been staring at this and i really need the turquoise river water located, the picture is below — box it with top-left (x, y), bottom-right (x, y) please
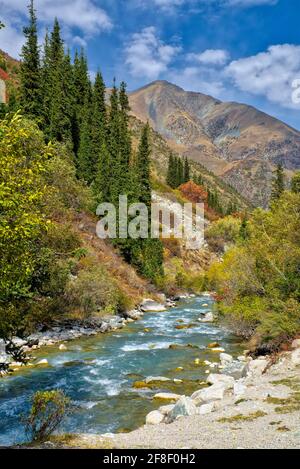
top-left (0, 296), bottom-right (242, 446)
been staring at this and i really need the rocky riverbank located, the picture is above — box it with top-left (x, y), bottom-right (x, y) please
top-left (0, 296), bottom-right (183, 377)
top-left (106, 340), bottom-right (300, 449)
top-left (55, 339), bottom-right (300, 450)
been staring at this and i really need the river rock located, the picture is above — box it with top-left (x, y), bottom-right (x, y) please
top-left (291, 348), bottom-right (300, 366)
top-left (36, 359), bottom-right (49, 366)
top-left (206, 373), bottom-right (234, 388)
top-left (125, 310), bottom-right (143, 320)
top-left (145, 410), bottom-right (164, 425)
top-left (166, 396), bottom-right (197, 423)
top-left (220, 353), bottom-right (233, 366)
top-left (153, 392), bottom-right (181, 402)
top-left (159, 404), bottom-right (175, 415)
top-left (197, 402), bottom-right (215, 415)
top-left (11, 337), bottom-right (27, 348)
top-left (291, 339), bottom-right (300, 349)
top-left (234, 382), bottom-right (247, 396)
top-left (145, 376), bottom-right (171, 384)
top-left (191, 382), bottom-right (228, 405)
top-left (242, 358), bottom-right (268, 377)
top-left (140, 300), bottom-right (167, 312)
top-left (222, 360), bottom-right (246, 379)
top-left (198, 312), bottom-right (214, 323)
top-left (59, 344), bottom-right (67, 351)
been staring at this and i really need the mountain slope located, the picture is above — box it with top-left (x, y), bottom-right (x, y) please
top-left (129, 80), bottom-right (300, 207)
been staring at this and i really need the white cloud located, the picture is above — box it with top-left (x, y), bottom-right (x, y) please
top-left (172, 65), bottom-right (225, 96)
top-left (0, 18), bottom-right (24, 58)
top-left (125, 27), bottom-right (181, 79)
top-left (0, 0), bottom-right (112, 44)
top-left (0, 0), bottom-right (112, 57)
top-left (188, 49), bottom-right (230, 66)
top-left (226, 44), bottom-right (300, 109)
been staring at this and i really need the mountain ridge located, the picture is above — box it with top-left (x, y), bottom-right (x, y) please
top-left (129, 80), bottom-right (300, 207)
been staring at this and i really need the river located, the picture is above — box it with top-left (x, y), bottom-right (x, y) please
top-left (0, 295), bottom-right (243, 446)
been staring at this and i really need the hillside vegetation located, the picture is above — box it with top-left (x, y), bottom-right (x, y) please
top-left (206, 174), bottom-right (300, 351)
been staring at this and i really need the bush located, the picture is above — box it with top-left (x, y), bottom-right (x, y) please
top-left (206, 215), bottom-right (241, 253)
top-left (64, 263), bottom-right (128, 317)
top-left (24, 390), bottom-right (70, 442)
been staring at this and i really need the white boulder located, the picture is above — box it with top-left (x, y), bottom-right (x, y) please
top-left (153, 392), bottom-right (181, 402)
top-left (242, 358), bottom-right (268, 377)
top-left (220, 353), bottom-right (233, 366)
top-left (140, 300), bottom-right (167, 312)
top-left (191, 382), bottom-right (228, 405)
top-left (197, 402), bottom-right (215, 415)
top-left (198, 312), bottom-right (214, 323)
top-left (59, 344), bottom-right (67, 351)
top-left (158, 404), bottom-right (175, 415)
top-left (233, 382), bottom-right (247, 396)
top-left (166, 396), bottom-right (197, 423)
top-left (206, 373), bottom-right (234, 389)
top-left (145, 410), bottom-right (164, 425)
top-left (291, 339), bottom-right (300, 349)
top-left (291, 348), bottom-right (300, 366)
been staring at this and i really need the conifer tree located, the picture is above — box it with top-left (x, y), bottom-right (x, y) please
top-left (47, 19), bottom-right (72, 142)
top-left (183, 156), bottom-right (190, 183)
top-left (176, 157), bottom-right (184, 187)
top-left (77, 89), bottom-right (93, 182)
top-left (20, 0), bottom-right (41, 118)
top-left (93, 143), bottom-right (111, 203)
top-left (136, 123), bottom-right (151, 207)
top-left (108, 81), bottom-right (121, 204)
top-left (271, 163), bottom-right (285, 202)
top-left (72, 50), bottom-right (90, 154)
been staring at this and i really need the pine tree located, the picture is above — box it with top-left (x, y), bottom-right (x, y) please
top-left (47, 19), bottom-right (73, 142)
top-left (136, 123), bottom-right (151, 207)
top-left (183, 156), bottom-right (190, 183)
top-left (72, 49), bottom-right (90, 154)
top-left (271, 163), bottom-right (285, 202)
top-left (93, 143), bottom-right (111, 203)
top-left (118, 82), bottom-right (131, 193)
top-left (176, 157), bottom-right (184, 187)
top-left (20, 0), bottom-right (41, 118)
top-left (77, 89), bottom-right (93, 182)
top-left (108, 81), bottom-right (121, 204)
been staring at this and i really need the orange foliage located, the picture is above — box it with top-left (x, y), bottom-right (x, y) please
top-left (179, 180), bottom-right (208, 203)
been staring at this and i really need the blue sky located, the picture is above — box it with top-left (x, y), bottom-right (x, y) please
top-left (1, 0), bottom-right (300, 128)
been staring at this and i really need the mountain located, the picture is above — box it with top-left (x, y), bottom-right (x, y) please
top-left (129, 80), bottom-right (300, 207)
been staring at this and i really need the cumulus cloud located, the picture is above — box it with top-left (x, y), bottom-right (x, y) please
top-left (188, 49), bottom-right (230, 66)
top-left (0, 0), bottom-right (112, 55)
top-left (0, 0), bottom-right (112, 34)
top-left (125, 27), bottom-right (181, 79)
top-left (226, 44), bottom-right (300, 109)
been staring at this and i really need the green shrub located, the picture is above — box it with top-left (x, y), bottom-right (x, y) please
top-left (24, 390), bottom-right (70, 442)
top-left (64, 264), bottom-right (128, 317)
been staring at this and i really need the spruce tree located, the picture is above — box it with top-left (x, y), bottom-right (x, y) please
top-left (108, 81), bottom-right (121, 204)
top-left (184, 156), bottom-right (190, 183)
top-left (271, 163), bottom-right (285, 202)
top-left (73, 50), bottom-right (90, 154)
top-left (176, 157), bottom-right (184, 187)
top-left (20, 0), bottom-right (41, 118)
top-left (136, 123), bottom-right (151, 207)
top-left (47, 19), bottom-right (72, 142)
top-left (93, 143), bottom-right (111, 203)
top-left (77, 89), bottom-right (93, 182)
